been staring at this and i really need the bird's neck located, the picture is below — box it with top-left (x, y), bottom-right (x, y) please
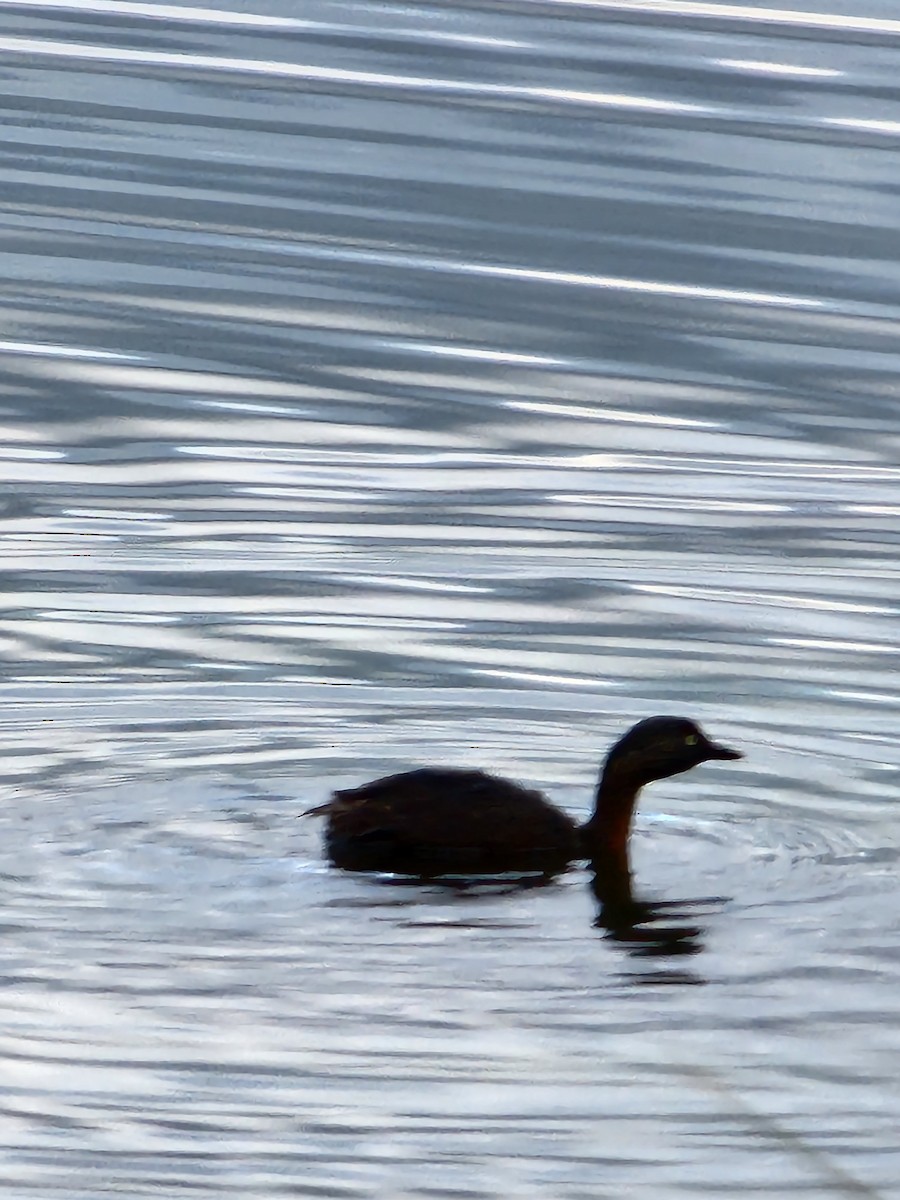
top-left (580, 768), bottom-right (642, 867)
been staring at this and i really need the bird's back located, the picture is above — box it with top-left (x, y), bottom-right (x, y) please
top-left (310, 766), bottom-right (580, 876)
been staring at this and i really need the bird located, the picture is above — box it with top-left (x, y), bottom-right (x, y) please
top-left (304, 716), bottom-right (742, 879)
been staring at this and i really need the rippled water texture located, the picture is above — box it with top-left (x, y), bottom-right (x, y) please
top-left (0, 1), bottom-right (899, 1196)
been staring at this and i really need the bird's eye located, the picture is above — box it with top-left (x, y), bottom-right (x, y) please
top-left (685, 734), bottom-right (699, 746)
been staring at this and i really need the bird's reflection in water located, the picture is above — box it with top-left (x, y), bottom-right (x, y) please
top-left (357, 861), bottom-right (720, 963)
top-left (588, 853), bottom-right (721, 959)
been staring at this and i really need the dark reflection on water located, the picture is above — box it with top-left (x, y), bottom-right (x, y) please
top-left (1, 0), bottom-right (900, 1196)
top-left (588, 857), bottom-right (711, 959)
top-left (354, 856), bottom-right (720, 961)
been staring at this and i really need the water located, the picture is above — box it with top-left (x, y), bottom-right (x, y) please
top-left (0, 1), bottom-right (898, 1195)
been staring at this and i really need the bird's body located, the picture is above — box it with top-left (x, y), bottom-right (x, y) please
top-left (305, 716), bottom-right (741, 879)
top-left (315, 766), bottom-right (580, 876)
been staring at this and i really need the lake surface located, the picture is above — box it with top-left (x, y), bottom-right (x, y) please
top-left (0, 1), bottom-right (898, 1196)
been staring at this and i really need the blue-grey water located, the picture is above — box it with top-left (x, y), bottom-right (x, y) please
top-left (0, 1), bottom-right (898, 1196)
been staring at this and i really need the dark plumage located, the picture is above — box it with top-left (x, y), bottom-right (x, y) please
top-left (305, 716), bottom-right (742, 878)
